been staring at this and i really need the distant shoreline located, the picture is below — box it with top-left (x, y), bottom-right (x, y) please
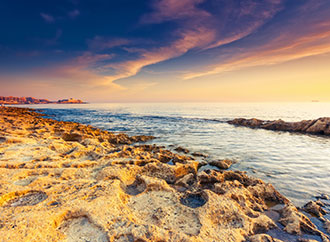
top-left (0, 96), bottom-right (86, 105)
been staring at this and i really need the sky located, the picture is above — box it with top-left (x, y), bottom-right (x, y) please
top-left (0, 0), bottom-right (330, 102)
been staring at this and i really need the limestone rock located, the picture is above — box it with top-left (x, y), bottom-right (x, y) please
top-left (248, 234), bottom-right (284, 242)
top-left (174, 146), bottom-right (190, 154)
top-left (302, 201), bottom-right (327, 217)
top-left (228, 117), bottom-right (330, 136)
top-left (0, 107), bottom-right (329, 242)
top-left (62, 132), bottom-right (83, 142)
top-left (209, 159), bottom-right (233, 169)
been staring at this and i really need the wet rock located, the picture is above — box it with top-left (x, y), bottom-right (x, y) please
top-left (131, 135), bottom-right (155, 143)
top-left (191, 152), bottom-right (208, 158)
top-left (297, 239), bottom-right (319, 242)
top-left (302, 201), bottom-right (327, 217)
top-left (228, 118), bottom-right (264, 128)
top-left (248, 234), bottom-right (284, 242)
top-left (316, 194), bottom-right (330, 200)
top-left (324, 219), bottom-right (330, 234)
top-left (228, 117), bottom-right (330, 136)
top-left (209, 159), bottom-right (233, 169)
top-left (174, 146), bottom-right (190, 154)
top-left (180, 192), bottom-right (207, 208)
top-left (278, 204), bottom-right (322, 235)
top-left (305, 118), bottom-right (330, 135)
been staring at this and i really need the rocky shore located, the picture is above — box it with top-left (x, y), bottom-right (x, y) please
top-left (0, 107), bottom-right (329, 242)
top-left (228, 118), bottom-right (330, 136)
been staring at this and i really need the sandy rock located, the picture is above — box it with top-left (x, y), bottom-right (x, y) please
top-left (0, 107), bottom-right (329, 242)
top-left (62, 132), bottom-right (83, 142)
top-left (175, 173), bottom-right (195, 188)
top-left (209, 159), bottom-right (233, 169)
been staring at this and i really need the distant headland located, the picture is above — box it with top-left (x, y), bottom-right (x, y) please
top-left (0, 96), bottom-right (86, 105)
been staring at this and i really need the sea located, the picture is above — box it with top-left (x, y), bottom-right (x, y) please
top-left (19, 102), bottom-right (330, 207)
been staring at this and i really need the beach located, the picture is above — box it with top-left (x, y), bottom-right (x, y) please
top-left (0, 107), bottom-right (329, 242)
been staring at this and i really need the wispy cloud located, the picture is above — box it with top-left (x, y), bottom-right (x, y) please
top-left (183, 23), bottom-right (330, 80)
top-left (141, 0), bottom-right (209, 24)
top-left (97, 0), bottom-right (284, 85)
top-left (40, 13), bottom-right (55, 23)
top-left (102, 27), bottom-right (215, 84)
top-left (21, 52), bottom-right (122, 91)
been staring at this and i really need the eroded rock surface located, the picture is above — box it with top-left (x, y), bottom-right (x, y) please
top-left (0, 107), bottom-right (329, 242)
top-left (228, 117), bottom-right (330, 136)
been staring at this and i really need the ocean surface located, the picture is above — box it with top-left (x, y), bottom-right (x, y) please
top-left (20, 102), bottom-right (330, 207)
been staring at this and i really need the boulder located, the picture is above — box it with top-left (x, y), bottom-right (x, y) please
top-left (209, 159), bottom-right (233, 169)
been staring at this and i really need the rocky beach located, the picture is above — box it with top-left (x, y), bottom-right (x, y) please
top-left (0, 107), bottom-right (329, 242)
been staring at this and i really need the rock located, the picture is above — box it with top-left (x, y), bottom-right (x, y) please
top-left (0, 136), bottom-right (6, 144)
top-left (191, 152), bottom-right (208, 158)
top-left (174, 146), bottom-right (190, 154)
top-left (302, 201), bottom-right (327, 217)
top-left (297, 239), bottom-right (319, 242)
top-left (131, 135), bottom-right (155, 143)
top-left (305, 118), bottom-right (330, 135)
top-left (175, 173), bottom-right (195, 188)
top-left (0, 107), bottom-right (329, 242)
top-left (228, 118), bottom-right (264, 128)
top-left (209, 159), bottom-right (233, 169)
top-left (278, 204), bottom-right (322, 235)
top-left (316, 194), bottom-right (330, 200)
top-left (324, 219), bottom-right (330, 234)
top-left (62, 132), bottom-right (83, 142)
top-left (249, 234), bottom-right (284, 242)
top-left (228, 117), bottom-right (330, 136)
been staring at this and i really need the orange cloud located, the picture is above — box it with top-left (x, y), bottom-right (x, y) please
top-left (183, 24), bottom-right (330, 80)
top-left (103, 27), bottom-right (216, 84)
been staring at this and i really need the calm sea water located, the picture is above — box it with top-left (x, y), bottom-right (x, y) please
top-left (19, 102), bottom-right (330, 206)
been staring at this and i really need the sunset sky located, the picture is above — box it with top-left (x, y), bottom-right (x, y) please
top-left (1, 0), bottom-right (330, 102)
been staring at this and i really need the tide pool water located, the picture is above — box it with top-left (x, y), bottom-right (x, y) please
top-left (20, 102), bottom-right (330, 206)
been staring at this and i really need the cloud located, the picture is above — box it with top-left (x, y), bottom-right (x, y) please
top-left (141, 0), bottom-right (209, 24)
top-left (40, 13), bottom-right (55, 23)
top-left (17, 52), bottom-right (123, 92)
top-left (183, 25), bottom-right (330, 80)
top-left (98, 0), bottom-right (284, 85)
top-left (68, 9), bottom-right (80, 18)
top-left (102, 26), bottom-right (215, 84)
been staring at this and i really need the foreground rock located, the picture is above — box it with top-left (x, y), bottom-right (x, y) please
top-left (209, 159), bottom-right (234, 169)
top-left (0, 107), bottom-right (329, 242)
top-left (228, 117), bottom-right (330, 136)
